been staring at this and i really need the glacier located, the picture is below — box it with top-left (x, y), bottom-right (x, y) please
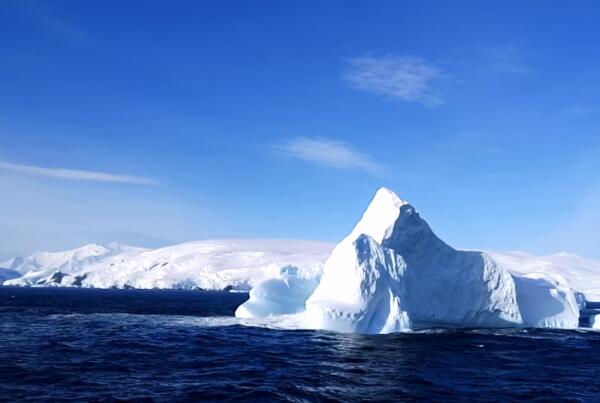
top-left (237, 187), bottom-right (588, 333)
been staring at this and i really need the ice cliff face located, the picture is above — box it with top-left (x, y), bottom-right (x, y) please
top-left (237, 187), bottom-right (582, 333)
top-left (305, 234), bottom-right (411, 333)
top-left (512, 276), bottom-right (580, 328)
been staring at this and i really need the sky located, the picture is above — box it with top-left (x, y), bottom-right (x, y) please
top-left (1, 0), bottom-right (600, 260)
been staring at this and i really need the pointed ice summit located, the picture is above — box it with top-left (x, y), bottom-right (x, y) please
top-left (236, 187), bottom-right (581, 333)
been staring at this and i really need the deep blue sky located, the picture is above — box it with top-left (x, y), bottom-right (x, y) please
top-left (1, 0), bottom-right (600, 259)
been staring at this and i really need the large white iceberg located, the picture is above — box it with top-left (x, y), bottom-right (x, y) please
top-left (236, 187), bottom-right (582, 333)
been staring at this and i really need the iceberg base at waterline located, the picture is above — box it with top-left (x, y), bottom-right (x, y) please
top-left (235, 265), bottom-right (320, 318)
top-left (304, 234), bottom-right (412, 334)
top-left (235, 187), bottom-right (584, 334)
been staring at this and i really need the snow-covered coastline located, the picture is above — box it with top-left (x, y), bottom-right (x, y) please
top-left (3, 188), bottom-right (600, 334)
top-left (1, 240), bottom-right (332, 291)
top-left (4, 240), bottom-right (598, 302)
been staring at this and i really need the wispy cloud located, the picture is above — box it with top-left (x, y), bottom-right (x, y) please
top-left (487, 47), bottom-right (530, 74)
top-left (0, 161), bottom-right (157, 186)
top-left (275, 137), bottom-right (385, 176)
top-left (344, 56), bottom-right (443, 106)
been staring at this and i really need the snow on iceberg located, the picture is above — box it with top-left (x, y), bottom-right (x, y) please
top-left (236, 187), bottom-right (582, 333)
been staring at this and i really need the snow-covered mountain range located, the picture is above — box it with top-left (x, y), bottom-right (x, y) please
top-left (1, 240), bottom-right (332, 290)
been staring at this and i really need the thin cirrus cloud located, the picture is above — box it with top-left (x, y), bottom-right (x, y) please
top-left (344, 55), bottom-right (443, 106)
top-left (0, 160), bottom-right (158, 186)
top-left (276, 137), bottom-right (385, 176)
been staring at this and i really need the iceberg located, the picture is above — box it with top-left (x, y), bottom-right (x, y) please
top-left (236, 187), bottom-right (583, 333)
top-left (305, 187), bottom-right (523, 331)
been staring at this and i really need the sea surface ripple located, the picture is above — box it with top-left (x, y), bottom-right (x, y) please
top-left (1, 287), bottom-right (600, 402)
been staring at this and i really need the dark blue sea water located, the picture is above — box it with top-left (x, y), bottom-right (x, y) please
top-left (1, 287), bottom-right (600, 402)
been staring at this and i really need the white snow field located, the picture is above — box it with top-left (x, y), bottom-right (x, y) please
top-left (2, 240), bottom-right (331, 290)
top-left (236, 188), bottom-right (598, 333)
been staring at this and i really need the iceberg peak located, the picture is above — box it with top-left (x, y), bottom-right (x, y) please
top-left (347, 187), bottom-right (409, 244)
top-left (347, 188), bottom-right (449, 262)
top-left (373, 186), bottom-right (408, 207)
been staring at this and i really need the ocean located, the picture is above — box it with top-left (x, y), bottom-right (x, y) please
top-left (1, 286), bottom-right (599, 401)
